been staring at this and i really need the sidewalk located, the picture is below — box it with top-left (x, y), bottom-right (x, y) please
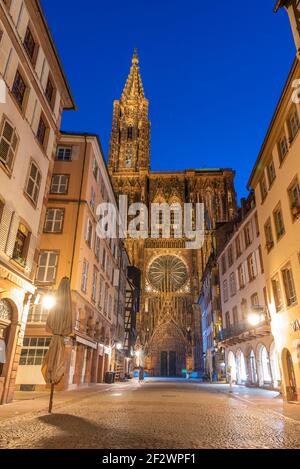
top-left (0, 382), bottom-right (132, 421)
top-left (198, 382), bottom-right (300, 423)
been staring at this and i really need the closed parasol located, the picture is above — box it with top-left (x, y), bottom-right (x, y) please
top-left (42, 277), bottom-right (74, 413)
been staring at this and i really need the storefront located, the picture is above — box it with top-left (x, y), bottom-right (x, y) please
top-left (0, 263), bottom-right (34, 404)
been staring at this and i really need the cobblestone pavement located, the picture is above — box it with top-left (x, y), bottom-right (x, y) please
top-left (0, 381), bottom-right (300, 449)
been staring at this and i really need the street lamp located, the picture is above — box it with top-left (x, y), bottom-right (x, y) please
top-left (248, 307), bottom-right (265, 327)
top-left (116, 342), bottom-right (122, 351)
top-left (42, 294), bottom-right (56, 310)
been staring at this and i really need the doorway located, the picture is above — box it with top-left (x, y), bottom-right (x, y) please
top-left (160, 351), bottom-right (167, 376)
top-left (160, 351), bottom-right (176, 376)
top-left (169, 351), bottom-right (176, 376)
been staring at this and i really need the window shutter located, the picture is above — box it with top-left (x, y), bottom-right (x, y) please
top-left (243, 260), bottom-right (249, 283)
top-left (113, 268), bottom-right (120, 287)
top-left (5, 211), bottom-right (20, 257)
top-left (25, 233), bottom-right (36, 277)
top-left (0, 203), bottom-right (13, 252)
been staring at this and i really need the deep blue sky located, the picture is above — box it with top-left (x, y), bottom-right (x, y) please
top-left (42, 0), bottom-right (295, 200)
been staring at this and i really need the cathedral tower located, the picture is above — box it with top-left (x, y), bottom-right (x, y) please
top-left (108, 49), bottom-right (150, 174)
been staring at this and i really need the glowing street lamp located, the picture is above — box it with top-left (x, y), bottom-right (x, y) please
top-left (116, 342), bottom-right (122, 351)
top-left (42, 294), bottom-right (56, 310)
top-left (248, 312), bottom-right (264, 326)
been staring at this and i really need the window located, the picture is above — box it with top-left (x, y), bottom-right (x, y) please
top-left (232, 306), bottom-right (238, 325)
top-left (36, 251), bottom-right (59, 283)
top-left (13, 223), bottom-right (29, 265)
top-left (223, 280), bottom-right (228, 302)
top-left (229, 272), bottom-right (236, 297)
top-left (108, 295), bottom-right (112, 319)
top-left (0, 200), bottom-right (4, 223)
top-left (288, 178), bottom-right (300, 220)
top-left (272, 275), bottom-right (283, 312)
top-left (244, 222), bottom-right (252, 248)
top-left (56, 146), bottom-right (72, 161)
top-left (267, 159), bottom-right (276, 187)
top-left (258, 245), bottom-right (264, 273)
top-left (225, 311), bottom-right (230, 328)
top-left (241, 299), bottom-right (247, 320)
top-left (104, 284), bottom-right (108, 314)
top-left (36, 115), bottom-right (47, 147)
top-left (0, 118), bottom-right (19, 171)
top-left (101, 248), bottom-right (106, 271)
top-left (127, 127), bottom-right (133, 140)
top-left (27, 304), bottom-right (49, 323)
top-left (247, 253), bottom-right (257, 281)
top-left (237, 264), bottom-right (245, 289)
top-left (81, 259), bottom-right (89, 293)
top-left (12, 70), bottom-right (27, 108)
top-left (90, 187), bottom-right (95, 211)
top-left (227, 245), bottom-right (233, 267)
top-left (259, 175), bottom-right (268, 202)
top-left (282, 265), bottom-right (297, 306)
top-left (264, 219), bottom-right (274, 252)
top-left (254, 212), bottom-right (260, 236)
top-left (92, 158), bottom-right (99, 181)
top-left (50, 174), bottom-right (69, 194)
top-left (92, 266), bottom-right (97, 302)
top-left (235, 236), bottom-right (242, 258)
top-left (85, 219), bottom-right (93, 247)
top-left (94, 235), bottom-right (100, 261)
top-left (98, 278), bottom-right (103, 309)
top-left (221, 254), bottom-right (226, 274)
top-left (45, 76), bottom-right (55, 108)
top-left (278, 134), bottom-right (288, 163)
top-left (25, 161), bottom-right (41, 205)
top-left (289, 109), bottom-right (299, 141)
top-left (23, 26), bottom-right (36, 62)
top-left (44, 208), bottom-right (64, 233)
top-left (273, 205), bottom-right (285, 239)
top-left (251, 292), bottom-right (259, 308)
top-left (19, 337), bottom-right (51, 365)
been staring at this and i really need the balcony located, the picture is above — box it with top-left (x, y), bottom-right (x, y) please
top-left (217, 318), bottom-right (271, 346)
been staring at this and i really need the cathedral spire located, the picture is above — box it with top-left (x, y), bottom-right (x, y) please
top-left (121, 48), bottom-right (145, 100)
top-left (108, 50), bottom-right (150, 174)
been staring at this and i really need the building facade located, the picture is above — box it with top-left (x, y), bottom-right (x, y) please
top-left (0, 0), bottom-right (74, 403)
top-left (217, 195), bottom-right (280, 389)
top-left (248, 55), bottom-right (300, 400)
top-left (16, 132), bottom-right (127, 390)
top-left (108, 50), bottom-right (237, 377)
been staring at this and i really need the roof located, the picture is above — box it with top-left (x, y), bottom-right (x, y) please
top-left (35, 1), bottom-right (76, 110)
top-left (273, 1), bottom-right (289, 12)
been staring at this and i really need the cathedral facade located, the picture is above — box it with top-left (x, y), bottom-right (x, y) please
top-left (108, 51), bottom-right (237, 377)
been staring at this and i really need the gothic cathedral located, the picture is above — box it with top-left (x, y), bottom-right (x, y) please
top-left (108, 50), bottom-right (237, 376)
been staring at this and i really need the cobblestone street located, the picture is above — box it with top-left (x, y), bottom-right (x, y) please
top-left (0, 380), bottom-right (300, 449)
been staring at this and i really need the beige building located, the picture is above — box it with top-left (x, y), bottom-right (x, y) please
top-left (247, 2), bottom-right (300, 401)
top-left (16, 132), bottom-right (128, 389)
top-left (0, 0), bottom-right (74, 403)
top-left (217, 195), bottom-right (280, 389)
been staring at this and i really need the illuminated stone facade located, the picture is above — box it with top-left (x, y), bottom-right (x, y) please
top-left (108, 51), bottom-right (237, 376)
